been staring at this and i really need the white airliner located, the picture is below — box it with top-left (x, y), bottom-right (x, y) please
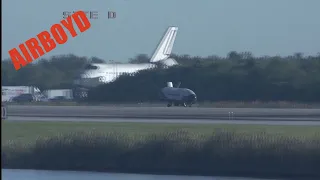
top-left (73, 26), bottom-right (179, 98)
top-left (74, 26), bottom-right (179, 88)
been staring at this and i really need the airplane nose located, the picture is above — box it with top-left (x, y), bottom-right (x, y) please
top-left (192, 94), bottom-right (197, 101)
top-left (186, 94), bottom-right (197, 102)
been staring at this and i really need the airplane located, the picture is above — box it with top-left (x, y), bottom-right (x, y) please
top-left (73, 26), bottom-right (179, 99)
top-left (160, 81), bottom-right (197, 107)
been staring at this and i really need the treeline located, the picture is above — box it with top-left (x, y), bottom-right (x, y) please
top-left (89, 52), bottom-right (320, 102)
top-left (2, 52), bottom-right (320, 102)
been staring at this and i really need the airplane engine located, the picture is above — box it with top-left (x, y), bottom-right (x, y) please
top-left (159, 58), bottom-right (178, 67)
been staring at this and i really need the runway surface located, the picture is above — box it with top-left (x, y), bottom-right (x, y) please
top-left (4, 105), bottom-right (320, 125)
top-left (6, 116), bottom-right (320, 126)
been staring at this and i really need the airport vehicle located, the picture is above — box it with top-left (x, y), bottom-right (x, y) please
top-left (73, 26), bottom-right (179, 99)
top-left (11, 93), bottom-right (38, 102)
top-left (43, 89), bottom-right (73, 100)
top-left (49, 96), bottom-right (72, 102)
top-left (2, 86), bottom-right (44, 102)
top-left (160, 82), bottom-right (197, 107)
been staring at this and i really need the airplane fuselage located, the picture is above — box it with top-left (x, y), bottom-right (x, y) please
top-left (74, 63), bottom-right (156, 88)
top-left (73, 26), bottom-right (179, 99)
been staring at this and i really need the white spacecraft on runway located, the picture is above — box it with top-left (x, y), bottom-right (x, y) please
top-left (160, 82), bottom-right (197, 107)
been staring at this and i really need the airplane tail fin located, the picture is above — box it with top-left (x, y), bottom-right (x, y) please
top-left (166, 82), bottom-right (180, 88)
top-left (175, 82), bottom-right (181, 88)
top-left (150, 26), bottom-right (178, 63)
top-left (167, 82), bottom-right (173, 88)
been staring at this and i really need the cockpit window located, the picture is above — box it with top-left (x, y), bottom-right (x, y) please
top-left (84, 64), bottom-right (98, 70)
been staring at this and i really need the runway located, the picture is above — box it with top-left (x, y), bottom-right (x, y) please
top-left (6, 116), bottom-right (320, 126)
top-left (5, 105), bottom-right (320, 125)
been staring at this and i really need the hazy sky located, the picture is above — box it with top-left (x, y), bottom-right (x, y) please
top-left (2, 0), bottom-right (320, 62)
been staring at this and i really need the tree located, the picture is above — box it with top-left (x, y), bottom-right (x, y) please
top-left (129, 54), bottom-right (150, 64)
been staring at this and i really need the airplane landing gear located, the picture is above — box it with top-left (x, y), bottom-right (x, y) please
top-left (166, 102), bottom-right (192, 107)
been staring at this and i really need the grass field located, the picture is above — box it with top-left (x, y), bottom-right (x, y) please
top-left (2, 121), bottom-right (320, 179)
top-left (2, 121), bottom-right (320, 143)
